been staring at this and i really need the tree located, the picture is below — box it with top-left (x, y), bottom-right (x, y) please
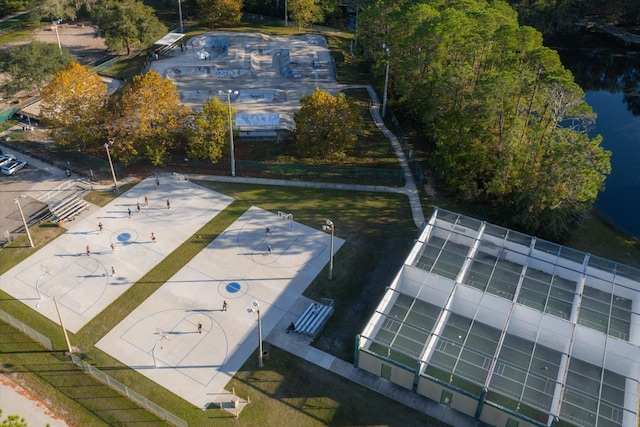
top-left (29, 0), bottom-right (76, 23)
top-left (105, 71), bottom-right (191, 165)
top-left (0, 0), bottom-right (29, 16)
top-left (40, 62), bottom-right (108, 150)
top-left (293, 88), bottom-right (359, 159)
top-left (195, 0), bottom-right (243, 27)
top-left (288, 0), bottom-right (324, 28)
top-left (91, 0), bottom-right (167, 55)
top-left (187, 97), bottom-right (233, 164)
top-left (0, 41), bottom-right (75, 94)
top-left (0, 410), bottom-right (26, 427)
top-left (358, 0), bottom-right (611, 240)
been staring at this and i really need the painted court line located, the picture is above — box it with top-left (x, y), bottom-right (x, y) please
top-left (0, 176), bottom-right (234, 333)
top-left (97, 206), bottom-right (344, 408)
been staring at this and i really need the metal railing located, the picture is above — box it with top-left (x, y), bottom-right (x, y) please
top-left (69, 354), bottom-right (188, 427)
top-left (0, 309), bottom-right (53, 350)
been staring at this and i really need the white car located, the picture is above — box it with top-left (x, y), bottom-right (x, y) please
top-left (1, 159), bottom-right (27, 175)
top-left (0, 154), bottom-right (16, 167)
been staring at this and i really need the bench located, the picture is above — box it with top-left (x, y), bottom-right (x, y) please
top-left (293, 301), bottom-right (333, 338)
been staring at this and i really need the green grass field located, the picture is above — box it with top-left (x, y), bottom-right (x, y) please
top-left (2, 13), bottom-right (640, 427)
top-left (0, 183), bottom-right (444, 426)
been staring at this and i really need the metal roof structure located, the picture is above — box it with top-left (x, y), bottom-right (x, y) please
top-left (358, 208), bottom-right (639, 426)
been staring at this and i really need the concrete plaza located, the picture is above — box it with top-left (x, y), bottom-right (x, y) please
top-left (0, 175), bottom-right (344, 410)
top-left (0, 176), bottom-right (234, 333)
top-left (96, 206), bottom-right (344, 408)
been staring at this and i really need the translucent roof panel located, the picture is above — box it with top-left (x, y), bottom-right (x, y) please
top-left (361, 208), bottom-right (640, 427)
top-left (414, 233), bottom-right (469, 280)
top-left (489, 334), bottom-right (562, 413)
top-left (517, 269), bottom-right (576, 320)
top-left (578, 285), bottom-right (631, 341)
top-left (368, 293), bottom-right (441, 366)
top-left (562, 357), bottom-right (627, 427)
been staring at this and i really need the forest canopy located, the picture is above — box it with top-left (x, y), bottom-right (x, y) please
top-left (358, 0), bottom-right (611, 241)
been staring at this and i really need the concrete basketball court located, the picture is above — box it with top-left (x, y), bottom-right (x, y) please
top-left (96, 206), bottom-right (344, 408)
top-left (150, 31), bottom-right (340, 129)
top-left (0, 175), bottom-right (233, 333)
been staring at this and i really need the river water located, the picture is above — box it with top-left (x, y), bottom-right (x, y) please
top-left (550, 31), bottom-right (640, 237)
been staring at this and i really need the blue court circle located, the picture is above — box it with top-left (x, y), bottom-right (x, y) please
top-left (117, 232), bottom-right (132, 242)
top-left (226, 282), bottom-right (241, 293)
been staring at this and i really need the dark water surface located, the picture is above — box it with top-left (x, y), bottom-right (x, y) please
top-left (550, 31), bottom-right (640, 237)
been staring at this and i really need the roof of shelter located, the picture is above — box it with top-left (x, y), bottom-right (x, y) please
top-left (154, 32), bottom-right (185, 46)
top-left (360, 208), bottom-right (640, 427)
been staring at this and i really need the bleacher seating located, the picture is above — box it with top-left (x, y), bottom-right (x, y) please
top-left (293, 301), bottom-right (333, 338)
top-left (49, 189), bottom-right (89, 223)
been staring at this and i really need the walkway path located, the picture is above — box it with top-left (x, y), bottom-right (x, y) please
top-left (2, 87), bottom-right (441, 425)
top-left (194, 84), bottom-right (427, 230)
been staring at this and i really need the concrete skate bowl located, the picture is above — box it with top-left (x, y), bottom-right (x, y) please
top-left (189, 35), bottom-right (229, 58)
top-left (165, 66), bottom-right (249, 80)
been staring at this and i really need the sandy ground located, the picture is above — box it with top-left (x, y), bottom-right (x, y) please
top-left (0, 374), bottom-right (70, 426)
top-left (31, 20), bottom-right (109, 63)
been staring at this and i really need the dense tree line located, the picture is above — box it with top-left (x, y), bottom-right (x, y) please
top-left (508, 0), bottom-right (640, 33)
top-left (39, 65), bottom-right (234, 166)
top-left (358, 0), bottom-right (611, 241)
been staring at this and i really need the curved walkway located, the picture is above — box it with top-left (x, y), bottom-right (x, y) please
top-left (193, 84), bottom-right (426, 230)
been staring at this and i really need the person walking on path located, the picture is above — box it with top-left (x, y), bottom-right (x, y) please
top-left (137, 202), bottom-right (141, 213)
top-left (144, 196), bottom-right (148, 206)
top-left (111, 266), bottom-right (116, 276)
top-left (223, 301), bottom-right (228, 311)
top-left (266, 227), bottom-right (270, 236)
top-left (128, 208), bottom-right (132, 218)
top-left (98, 222), bottom-right (103, 234)
top-left (86, 245), bottom-right (91, 256)
top-left (156, 177), bottom-right (160, 188)
top-left (197, 322), bottom-right (202, 334)
top-left (151, 232), bottom-right (156, 243)
top-left (111, 243), bottom-right (116, 253)
top-left (267, 245), bottom-right (272, 255)
top-left (166, 199), bottom-right (170, 209)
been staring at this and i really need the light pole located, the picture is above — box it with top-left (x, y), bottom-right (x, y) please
top-left (321, 220), bottom-right (334, 280)
top-left (285, 0), bottom-right (288, 27)
top-left (382, 43), bottom-right (390, 118)
top-left (219, 90), bottom-right (238, 177)
top-left (177, 0), bottom-right (184, 33)
top-left (247, 301), bottom-right (263, 368)
top-left (52, 19), bottom-right (62, 54)
top-left (104, 141), bottom-right (118, 190)
top-left (14, 195), bottom-right (34, 248)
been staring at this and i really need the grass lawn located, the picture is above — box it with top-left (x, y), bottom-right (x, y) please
top-left (0, 183), bottom-right (444, 426)
top-left (3, 16), bottom-right (640, 427)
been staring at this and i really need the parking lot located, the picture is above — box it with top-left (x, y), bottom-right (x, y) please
top-left (0, 143), bottom-right (70, 244)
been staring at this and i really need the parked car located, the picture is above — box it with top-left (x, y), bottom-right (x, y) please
top-left (0, 154), bottom-right (16, 167)
top-left (1, 159), bottom-right (27, 175)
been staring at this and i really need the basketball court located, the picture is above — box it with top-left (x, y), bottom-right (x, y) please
top-left (0, 175), bottom-right (234, 332)
top-left (96, 206), bottom-right (344, 408)
top-left (0, 175), bottom-right (344, 409)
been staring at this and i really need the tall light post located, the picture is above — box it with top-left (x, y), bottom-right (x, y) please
top-left (219, 90), bottom-right (238, 177)
top-left (322, 220), bottom-right (334, 280)
top-left (247, 301), bottom-right (263, 368)
top-left (14, 195), bottom-right (34, 248)
top-left (382, 43), bottom-right (390, 118)
top-left (285, 0), bottom-right (288, 27)
top-left (104, 141), bottom-right (117, 190)
top-left (177, 0), bottom-right (184, 33)
top-left (52, 19), bottom-right (62, 54)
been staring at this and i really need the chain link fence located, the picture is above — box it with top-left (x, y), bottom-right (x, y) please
top-left (0, 309), bottom-right (53, 350)
top-left (69, 354), bottom-right (188, 427)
